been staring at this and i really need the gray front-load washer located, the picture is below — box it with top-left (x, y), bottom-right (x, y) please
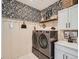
top-left (38, 30), bottom-right (58, 59)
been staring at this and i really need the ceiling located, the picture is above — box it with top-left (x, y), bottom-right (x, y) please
top-left (16, 0), bottom-right (59, 10)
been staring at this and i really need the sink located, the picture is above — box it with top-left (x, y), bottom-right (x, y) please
top-left (55, 41), bottom-right (78, 50)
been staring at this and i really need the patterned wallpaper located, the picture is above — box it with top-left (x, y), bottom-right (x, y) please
top-left (41, 0), bottom-right (63, 20)
top-left (2, 0), bottom-right (41, 22)
top-left (2, 0), bottom-right (63, 22)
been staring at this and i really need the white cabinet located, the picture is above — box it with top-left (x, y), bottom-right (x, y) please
top-left (58, 4), bottom-right (78, 30)
top-left (58, 8), bottom-right (69, 29)
top-left (55, 48), bottom-right (63, 59)
top-left (69, 5), bottom-right (78, 29)
top-left (63, 52), bottom-right (78, 59)
top-left (55, 49), bottom-right (77, 59)
top-left (55, 41), bottom-right (78, 59)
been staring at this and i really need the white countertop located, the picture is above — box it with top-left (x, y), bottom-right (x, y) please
top-left (55, 41), bottom-right (78, 51)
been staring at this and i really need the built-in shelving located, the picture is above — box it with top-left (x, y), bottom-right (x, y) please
top-left (39, 18), bottom-right (58, 23)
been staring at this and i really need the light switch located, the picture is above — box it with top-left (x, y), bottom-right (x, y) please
top-left (9, 22), bottom-right (13, 29)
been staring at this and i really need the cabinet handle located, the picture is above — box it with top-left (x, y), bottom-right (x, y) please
top-left (63, 54), bottom-right (68, 59)
top-left (69, 23), bottom-right (70, 28)
top-left (66, 56), bottom-right (68, 59)
top-left (63, 55), bottom-right (65, 59)
top-left (66, 23), bottom-right (67, 28)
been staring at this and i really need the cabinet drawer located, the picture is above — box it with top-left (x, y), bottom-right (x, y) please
top-left (55, 44), bottom-right (78, 57)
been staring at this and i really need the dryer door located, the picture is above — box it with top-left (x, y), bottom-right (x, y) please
top-left (39, 34), bottom-right (48, 49)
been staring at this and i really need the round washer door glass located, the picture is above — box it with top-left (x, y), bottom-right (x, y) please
top-left (39, 34), bottom-right (48, 49)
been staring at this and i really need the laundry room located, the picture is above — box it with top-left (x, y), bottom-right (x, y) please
top-left (1, 0), bottom-right (78, 59)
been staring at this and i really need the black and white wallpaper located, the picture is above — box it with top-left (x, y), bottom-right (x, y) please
top-left (2, 0), bottom-right (42, 22)
top-left (2, 0), bottom-right (63, 22)
top-left (41, 0), bottom-right (63, 20)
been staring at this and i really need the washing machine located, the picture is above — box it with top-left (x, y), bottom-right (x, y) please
top-left (32, 30), bottom-right (39, 49)
top-left (38, 30), bottom-right (58, 59)
top-left (32, 30), bottom-right (39, 57)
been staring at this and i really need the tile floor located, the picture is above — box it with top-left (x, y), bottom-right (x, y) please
top-left (19, 53), bottom-right (38, 59)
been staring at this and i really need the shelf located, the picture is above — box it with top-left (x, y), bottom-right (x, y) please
top-left (39, 18), bottom-right (58, 23)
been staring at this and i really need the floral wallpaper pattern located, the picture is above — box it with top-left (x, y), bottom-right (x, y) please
top-left (2, 0), bottom-right (41, 22)
top-left (2, 0), bottom-right (63, 22)
top-left (41, 0), bottom-right (63, 20)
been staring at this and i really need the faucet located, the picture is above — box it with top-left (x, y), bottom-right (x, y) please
top-left (68, 34), bottom-right (73, 43)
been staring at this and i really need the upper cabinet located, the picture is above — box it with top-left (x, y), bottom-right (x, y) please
top-left (58, 4), bottom-right (78, 30)
top-left (69, 4), bottom-right (78, 29)
top-left (58, 8), bottom-right (69, 30)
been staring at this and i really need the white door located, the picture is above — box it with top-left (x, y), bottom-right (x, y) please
top-left (69, 4), bottom-right (78, 29)
top-left (2, 21), bottom-right (13, 59)
top-left (58, 8), bottom-right (69, 30)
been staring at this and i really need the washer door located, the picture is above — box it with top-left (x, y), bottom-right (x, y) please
top-left (39, 34), bottom-right (48, 49)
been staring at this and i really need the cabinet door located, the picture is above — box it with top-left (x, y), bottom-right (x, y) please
top-left (55, 48), bottom-right (63, 59)
top-left (55, 44), bottom-right (78, 59)
top-left (63, 52), bottom-right (78, 59)
top-left (58, 8), bottom-right (69, 30)
top-left (68, 55), bottom-right (77, 59)
top-left (55, 50), bottom-right (78, 59)
top-left (69, 4), bottom-right (78, 29)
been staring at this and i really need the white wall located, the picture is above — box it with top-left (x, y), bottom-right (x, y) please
top-left (2, 18), bottom-right (41, 59)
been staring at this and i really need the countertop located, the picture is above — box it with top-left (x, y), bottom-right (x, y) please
top-left (55, 41), bottom-right (78, 51)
